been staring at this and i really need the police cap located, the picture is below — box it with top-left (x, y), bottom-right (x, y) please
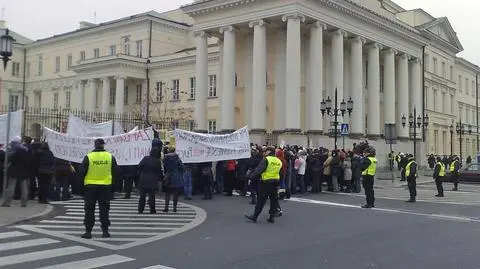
top-left (94, 138), bottom-right (105, 146)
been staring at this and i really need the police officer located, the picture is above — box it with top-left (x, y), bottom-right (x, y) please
top-left (433, 157), bottom-right (445, 197)
top-left (245, 146), bottom-right (282, 223)
top-left (450, 156), bottom-right (460, 191)
top-left (80, 138), bottom-right (118, 239)
top-left (360, 146), bottom-right (377, 208)
top-left (405, 154), bottom-right (418, 203)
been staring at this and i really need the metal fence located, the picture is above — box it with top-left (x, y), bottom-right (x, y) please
top-left (0, 106), bottom-right (194, 140)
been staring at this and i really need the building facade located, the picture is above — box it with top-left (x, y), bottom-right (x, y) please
top-left (2, 0), bottom-right (479, 165)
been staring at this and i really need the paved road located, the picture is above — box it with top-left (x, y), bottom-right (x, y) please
top-left (2, 189), bottom-right (480, 269)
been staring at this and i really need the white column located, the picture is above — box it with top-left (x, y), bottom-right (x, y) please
top-left (115, 76), bottom-right (125, 114)
top-left (194, 31), bottom-right (209, 132)
top-left (350, 36), bottom-right (364, 135)
top-left (306, 21), bottom-right (325, 132)
top-left (101, 78), bottom-right (110, 113)
top-left (383, 48), bottom-right (396, 124)
top-left (282, 13), bottom-right (305, 131)
top-left (244, 34), bottom-right (253, 128)
top-left (410, 58), bottom-right (422, 113)
top-left (87, 79), bottom-right (97, 112)
top-left (367, 43), bottom-right (382, 136)
top-left (76, 80), bottom-right (85, 110)
top-left (274, 29), bottom-right (286, 131)
top-left (397, 53), bottom-right (409, 138)
top-left (219, 26), bottom-right (236, 132)
top-left (331, 29), bottom-right (345, 110)
top-left (249, 19), bottom-right (267, 131)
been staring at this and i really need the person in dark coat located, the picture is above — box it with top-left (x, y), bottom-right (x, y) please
top-left (197, 161), bottom-right (213, 200)
top-left (137, 147), bottom-right (163, 214)
top-left (54, 158), bottom-right (73, 201)
top-left (163, 146), bottom-right (184, 212)
top-left (33, 142), bottom-right (55, 204)
top-left (350, 152), bottom-right (362, 193)
top-left (0, 145), bottom-right (5, 194)
top-left (1, 137), bottom-right (31, 207)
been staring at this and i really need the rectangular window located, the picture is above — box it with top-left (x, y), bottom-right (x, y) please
top-left (65, 91), bottom-right (71, 109)
top-left (94, 48), bottom-right (100, 58)
top-left (80, 51), bottom-right (86, 61)
top-left (67, 54), bottom-right (72, 68)
top-left (450, 66), bottom-right (454, 81)
top-left (53, 92), bottom-right (59, 110)
top-left (155, 82), bottom-right (163, 102)
top-left (424, 54), bottom-right (429, 71)
top-left (37, 54), bottom-right (43, 76)
top-left (433, 57), bottom-right (437, 74)
top-left (23, 96), bottom-right (29, 109)
top-left (172, 79), bottom-right (180, 100)
top-left (123, 37), bottom-right (130, 55)
top-left (109, 45), bottom-right (116, 56)
top-left (442, 92), bottom-right (446, 113)
top-left (136, 40), bottom-right (143, 57)
top-left (124, 86), bottom-right (129, 105)
top-left (466, 78), bottom-right (469, 94)
top-left (109, 88), bottom-right (115, 105)
top-left (189, 77), bottom-right (196, 99)
top-left (26, 62), bottom-right (31, 77)
top-left (459, 75), bottom-right (462, 92)
top-left (472, 81), bottom-right (476, 97)
top-left (208, 120), bottom-right (217, 134)
top-left (379, 66), bottom-right (384, 92)
top-left (208, 75), bottom-right (217, 97)
top-left (135, 84), bottom-right (142, 104)
top-left (55, 56), bottom-right (60, 73)
top-left (9, 95), bottom-right (19, 111)
top-left (441, 62), bottom-right (446, 78)
top-left (189, 120), bottom-right (195, 131)
top-left (433, 90), bottom-right (437, 111)
top-left (11, 62), bottom-right (20, 77)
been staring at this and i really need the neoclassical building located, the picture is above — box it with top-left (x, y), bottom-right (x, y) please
top-left (2, 0), bottom-right (480, 165)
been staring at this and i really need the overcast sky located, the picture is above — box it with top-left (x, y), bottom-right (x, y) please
top-left (3, 0), bottom-right (479, 64)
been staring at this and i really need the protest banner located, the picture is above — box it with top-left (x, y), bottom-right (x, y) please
top-left (173, 127), bottom-right (251, 163)
top-left (0, 110), bottom-right (22, 145)
top-left (66, 114), bottom-right (138, 136)
top-left (44, 126), bottom-right (153, 165)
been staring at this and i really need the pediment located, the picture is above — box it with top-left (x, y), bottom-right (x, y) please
top-left (416, 17), bottom-right (463, 53)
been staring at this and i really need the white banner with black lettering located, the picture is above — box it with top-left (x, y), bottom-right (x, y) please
top-left (44, 126), bottom-right (153, 165)
top-left (66, 114), bottom-right (137, 136)
top-left (173, 127), bottom-right (251, 163)
top-left (0, 110), bottom-right (23, 145)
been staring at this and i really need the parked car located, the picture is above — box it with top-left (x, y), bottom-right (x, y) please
top-left (443, 163), bottom-right (480, 184)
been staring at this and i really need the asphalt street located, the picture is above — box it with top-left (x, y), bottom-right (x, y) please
top-left (2, 187), bottom-right (480, 269)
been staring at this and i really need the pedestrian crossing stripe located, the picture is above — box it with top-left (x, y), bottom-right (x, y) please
top-left (0, 231), bottom-right (178, 268)
top-left (16, 196), bottom-right (207, 250)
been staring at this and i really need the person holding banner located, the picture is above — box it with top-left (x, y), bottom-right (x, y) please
top-left (245, 146), bottom-right (282, 223)
top-left (79, 138), bottom-right (118, 239)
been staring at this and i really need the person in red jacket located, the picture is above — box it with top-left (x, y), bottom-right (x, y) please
top-left (224, 160), bottom-right (237, 196)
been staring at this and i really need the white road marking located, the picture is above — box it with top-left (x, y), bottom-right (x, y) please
top-left (64, 212), bottom-right (196, 218)
top-left (53, 216), bottom-right (191, 222)
top-left (0, 246), bottom-right (93, 266)
top-left (39, 220), bottom-right (184, 226)
top-left (0, 231), bottom-right (29, 239)
top-left (0, 238), bottom-right (60, 251)
top-left (35, 254), bottom-right (134, 269)
top-left (31, 225), bottom-right (173, 231)
top-left (66, 208), bottom-right (196, 213)
top-left (288, 197), bottom-right (480, 224)
top-left (141, 265), bottom-right (177, 269)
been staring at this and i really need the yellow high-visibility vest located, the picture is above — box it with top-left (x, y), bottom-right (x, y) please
top-left (361, 157), bottom-right (377, 176)
top-left (438, 162), bottom-right (446, 177)
top-left (261, 156), bottom-right (282, 181)
top-left (450, 160), bottom-right (458, 172)
top-left (84, 151), bottom-right (113, 186)
top-left (405, 160), bottom-right (417, 178)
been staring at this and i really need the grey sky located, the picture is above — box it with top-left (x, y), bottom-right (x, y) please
top-left (3, 0), bottom-right (479, 64)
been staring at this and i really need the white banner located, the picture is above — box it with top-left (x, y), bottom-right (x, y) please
top-left (173, 127), bottom-right (251, 163)
top-left (0, 110), bottom-right (23, 145)
top-left (44, 127), bottom-right (154, 165)
top-left (66, 114), bottom-right (137, 136)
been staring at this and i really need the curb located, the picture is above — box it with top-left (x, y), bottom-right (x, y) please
top-left (1, 204), bottom-right (59, 228)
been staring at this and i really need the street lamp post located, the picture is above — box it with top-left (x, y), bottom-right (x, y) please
top-left (320, 88), bottom-right (353, 151)
top-left (401, 107), bottom-right (429, 160)
top-left (0, 29), bottom-right (14, 71)
top-left (1, 29), bottom-right (14, 197)
top-left (450, 122), bottom-right (454, 156)
top-left (455, 119), bottom-right (472, 164)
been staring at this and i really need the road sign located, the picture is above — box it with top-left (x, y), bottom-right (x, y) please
top-left (384, 123), bottom-right (397, 144)
top-left (340, 123), bottom-right (349, 136)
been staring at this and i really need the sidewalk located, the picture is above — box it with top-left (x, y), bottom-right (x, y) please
top-left (0, 200), bottom-right (54, 227)
top-left (375, 169), bottom-right (434, 189)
